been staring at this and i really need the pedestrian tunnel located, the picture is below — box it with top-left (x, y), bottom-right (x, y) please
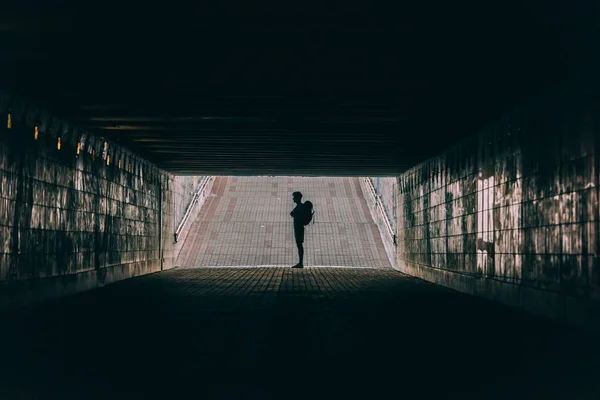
top-left (0, 80), bottom-right (600, 400)
top-left (0, 91), bottom-right (598, 336)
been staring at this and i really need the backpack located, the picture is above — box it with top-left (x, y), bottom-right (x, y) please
top-left (303, 201), bottom-right (315, 226)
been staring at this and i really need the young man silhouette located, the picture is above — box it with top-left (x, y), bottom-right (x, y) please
top-left (290, 191), bottom-right (308, 268)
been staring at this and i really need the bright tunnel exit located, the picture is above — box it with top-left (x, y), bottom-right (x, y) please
top-left (173, 176), bottom-right (397, 269)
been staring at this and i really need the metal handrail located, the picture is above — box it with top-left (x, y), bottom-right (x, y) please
top-left (174, 176), bottom-right (213, 242)
top-left (363, 178), bottom-right (396, 245)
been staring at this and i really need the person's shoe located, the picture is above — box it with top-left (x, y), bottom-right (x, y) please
top-left (291, 263), bottom-right (304, 269)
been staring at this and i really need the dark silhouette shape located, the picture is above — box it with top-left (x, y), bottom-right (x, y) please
top-left (302, 201), bottom-right (314, 226)
top-left (290, 191), bottom-right (311, 268)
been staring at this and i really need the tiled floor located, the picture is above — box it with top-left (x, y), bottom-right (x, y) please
top-left (177, 176), bottom-right (391, 268)
top-left (1, 267), bottom-right (599, 399)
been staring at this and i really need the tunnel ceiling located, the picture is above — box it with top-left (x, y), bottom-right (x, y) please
top-left (0, 2), bottom-right (596, 176)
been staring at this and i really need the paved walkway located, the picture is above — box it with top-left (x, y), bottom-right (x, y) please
top-left (1, 267), bottom-right (599, 399)
top-left (177, 176), bottom-right (391, 268)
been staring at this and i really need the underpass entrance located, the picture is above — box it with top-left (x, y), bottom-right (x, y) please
top-left (177, 176), bottom-right (391, 269)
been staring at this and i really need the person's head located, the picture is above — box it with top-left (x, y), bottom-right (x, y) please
top-left (292, 191), bottom-right (303, 204)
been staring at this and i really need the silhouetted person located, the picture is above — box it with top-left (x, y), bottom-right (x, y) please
top-left (290, 191), bottom-right (309, 268)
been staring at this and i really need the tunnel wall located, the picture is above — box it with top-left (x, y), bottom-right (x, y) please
top-left (396, 89), bottom-right (600, 331)
top-left (172, 176), bottom-right (214, 264)
top-left (172, 176), bottom-right (203, 229)
top-left (361, 177), bottom-right (397, 267)
top-left (0, 97), bottom-right (178, 309)
top-left (368, 177), bottom-right (398, 233)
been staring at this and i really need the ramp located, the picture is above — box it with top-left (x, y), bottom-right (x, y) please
top-left (177, 176), bottom-right (391, 268)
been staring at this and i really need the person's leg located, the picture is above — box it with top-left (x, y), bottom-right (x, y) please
top-left (292, 225), bottom-right (305, 268)
top-left (297, 243), bottom-right (304, 265)
top-left (292, 242), bottom-right (304, 268)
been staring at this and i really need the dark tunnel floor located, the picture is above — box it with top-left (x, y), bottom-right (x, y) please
top-left (1, 267), bottom-right (599, 400)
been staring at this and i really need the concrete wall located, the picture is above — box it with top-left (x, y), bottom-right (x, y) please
top-left (396, 88), bottom-right (600, 332)
top-left (173, 176), bottom-right (203, 228)
top-left (0, 93), bottom-right (179, 309)
top-left (368, 177), bottom-right (398, 233)
top-left (361, 178), bottom-right (397, 267)
top-left (172, 176), bottom-right (214, 263)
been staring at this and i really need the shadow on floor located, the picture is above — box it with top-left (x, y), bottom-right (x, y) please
top-left (1, 267), bottom-right (599, 399)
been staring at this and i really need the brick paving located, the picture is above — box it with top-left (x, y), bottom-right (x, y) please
top-left (1, 267), bottom-right (599, 399)
top-left (177, 176), bottom-right (391, 268)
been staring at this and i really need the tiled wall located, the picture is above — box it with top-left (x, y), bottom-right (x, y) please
top-left (0, 101), bottom-right (178, 309)
top-left (397, 89), bottom-right (600, 330)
